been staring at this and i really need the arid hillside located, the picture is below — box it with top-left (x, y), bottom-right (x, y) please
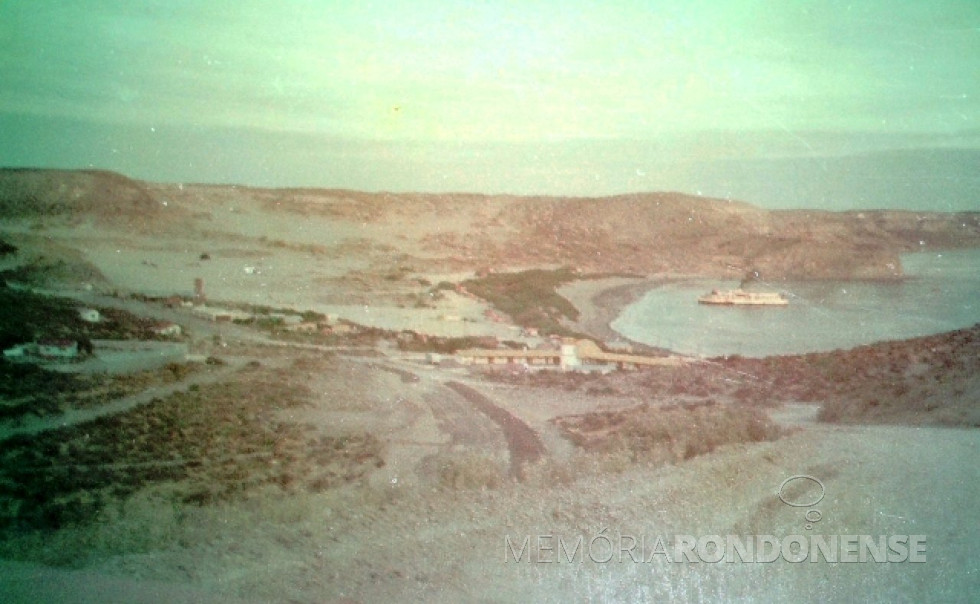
top-left (2, 168), bottom-right (979, 284)
top-left (0, 169), bottom-right (165, 226)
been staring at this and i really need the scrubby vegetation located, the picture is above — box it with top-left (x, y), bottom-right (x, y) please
top-left (0, 238), bottom-right (16, 257)
top-left (436, 452), bottom-right (505, 491)
top-left (0, 361), bottom-right (202, 422)
top-left (554, 401), bottom-right (782, 469)
top-left (0, 368), bottom-right (384, 536)
top-left (461, 267), bottom-right (583, 335)
top-left (266, 322), bottom-right (391, 349)
top-left (489, 359), bottom-right (783, 406)
top-left (0, 289), bottom-right (181, 347)
top-left (717, 324), bottom-right (980, 426)
top-left (397, 334), bottom-right (501, 354)
top-left (0, 361), bottom-right (102, 419)
top-left (0, 289), bottom-right (80, 348)
top-left (492, 324), bottom-right (980, 428)
top-left (0, 168), bottom-right (159, 222)
top-left (0, 256), bottom-right (109, 288)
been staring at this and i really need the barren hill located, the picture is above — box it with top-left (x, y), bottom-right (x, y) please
top-left (148, 181), bottom-right (980, 281)
top-left (2, 168), bottom-right (978, 284)
top-left (0, 169), bottom-right (161, 225)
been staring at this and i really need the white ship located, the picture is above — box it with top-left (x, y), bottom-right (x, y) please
top-left (698, 289), bottom-right (788, 306)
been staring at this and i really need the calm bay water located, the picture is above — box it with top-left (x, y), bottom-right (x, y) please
top-left (611, 249), bottom-right (980, 358)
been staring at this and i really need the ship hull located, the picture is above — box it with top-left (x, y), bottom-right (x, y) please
top-left (697, 289), bottom-right (788, 306)
top-left (697, 298), bottom-right (788, 306)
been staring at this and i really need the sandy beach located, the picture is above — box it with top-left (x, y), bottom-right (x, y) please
top-left (558, 276), bottom-right (671, 352)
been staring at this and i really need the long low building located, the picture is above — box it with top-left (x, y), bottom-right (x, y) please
top-left (192, 305), bottom-right (253, 322)
top-left (456, 339), bottom-right (691, 371)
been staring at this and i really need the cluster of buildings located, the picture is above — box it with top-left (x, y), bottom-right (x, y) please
top-left (191, 305), bottom-right (253, 323)
top-left (456, 338), bottom-right (688, 373)
top-left (187, 302), bottom-right (352, 335)
top-left (150, 321), bottom-right (182, 337)
top-left (279, 317), bottom-right (354, 335)
top-left (2, 307), bottom-right (183, 365)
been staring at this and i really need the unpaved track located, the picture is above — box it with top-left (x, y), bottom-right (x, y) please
top-left (445, 381), bottom-right (545, 478)
top-left (0, 360), bottom-right (245, 442)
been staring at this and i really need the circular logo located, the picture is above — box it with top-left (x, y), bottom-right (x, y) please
top-left (777, 475), bottom-right (825, 508)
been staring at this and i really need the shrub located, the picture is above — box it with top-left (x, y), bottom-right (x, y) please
top-left (461, 267), bottom-right (584, 336)
top-left (438, 453), bottom-right (504, 490)
top-left (555, 402), bottom-right (782, 470)
top-left (0, 238), bottom-right (16, 257)
top-left (817, 400), bottom-right (843, 423)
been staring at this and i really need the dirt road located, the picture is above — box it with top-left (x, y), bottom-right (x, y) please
top-left (0, 360), bottom-right (244, 442)
top-left (445, 381), bottom-right (545, 479)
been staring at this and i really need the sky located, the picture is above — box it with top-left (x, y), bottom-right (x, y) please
top-left (1, 0), bottom-right (979, 209)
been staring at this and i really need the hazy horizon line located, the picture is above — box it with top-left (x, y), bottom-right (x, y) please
top-left (3, 163), bottom-right (978, 215)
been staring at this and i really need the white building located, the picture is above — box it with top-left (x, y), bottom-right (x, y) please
top-left (559, 343), bottom-right (580, 369)
top-left (150, 322), bottom-right (182, 337)
top-left (193, 306), bottom-right (252, 322)
top-left (78, 308), bottom-right (101, 323)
